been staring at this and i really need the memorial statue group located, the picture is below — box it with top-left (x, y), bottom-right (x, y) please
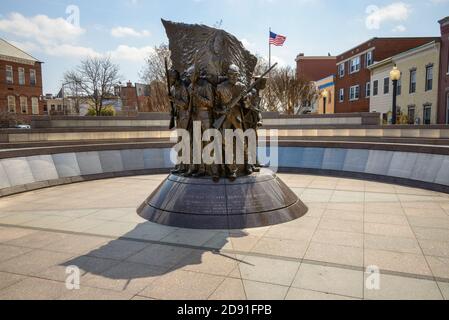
top-left (168, 63), bottom-right (271, 182)
top-left (161, 19), bottom-right (276, 182)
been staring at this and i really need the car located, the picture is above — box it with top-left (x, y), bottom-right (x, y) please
top-left (14, 124), bottom-right (31, 129)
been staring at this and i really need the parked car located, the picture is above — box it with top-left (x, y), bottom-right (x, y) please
top-left (14, 124), bottom-right (31, 129)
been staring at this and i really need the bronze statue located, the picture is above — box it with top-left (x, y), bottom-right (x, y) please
top-left (162, 19), bottom-right (276, 182)
top-left (137, 19), bottom-right (308, 231)
top-left (168, 68), bottom-right (190, 175)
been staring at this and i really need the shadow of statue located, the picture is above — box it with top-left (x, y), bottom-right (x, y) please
top-left (61, 222), bottom-right (250, 290)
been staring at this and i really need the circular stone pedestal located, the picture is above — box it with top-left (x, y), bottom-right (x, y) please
top-left (137, 170), bottom-right (308, 229)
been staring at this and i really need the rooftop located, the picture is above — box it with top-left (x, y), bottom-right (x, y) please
top-left (0, 38), bottom-right (40, 64)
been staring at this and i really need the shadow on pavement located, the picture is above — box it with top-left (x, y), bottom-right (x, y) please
top-left (61, 222), bottom-right (249, 283)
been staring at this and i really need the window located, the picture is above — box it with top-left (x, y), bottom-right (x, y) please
top-left (30, 69), bottom-right (36, 86)
top-left (397, 79), bottom-right (402, 96)
top-left (338, 63), bottom-right (345, 78)
top-left (31, 97), bottom-right (39, 115)
top-left (408, 106), bottom-right (415, 125)
top-left (18, 67), bottom-right (25, 85)
top-left (410, 69), bottom-right (417, 93)
top-left (350, 57), bottom-right (361, 73)
top-left (423, 105), bottom-right (432, 125)
top-left (51, 105), bottom-right (56, 112)
top-left (339, 88), bottom-right (344, 102)
top-left (365, 82), bottom-right (371, 98)
top-left (20, 97), bottom-right (28, 114)
top-left (383, 78), bottom-right (389, 94)
top-left (6, 65), bottom-right (13, 84)
top-left (373, 80), bottom-right (379, 96)
top-left (349, 85), bottom-right (360, 101)
top-left (366, 51), bottom-right (373, 67)
top-left (425, 65), bottom-right (433, 91)
top-left (7, 96), bottom-right (16, 113)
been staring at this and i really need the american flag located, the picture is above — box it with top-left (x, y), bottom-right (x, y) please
top-left (269, 31), bottom-right (287, 46)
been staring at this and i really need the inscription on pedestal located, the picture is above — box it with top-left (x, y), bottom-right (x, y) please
top-left (138, 173), bottom-right (308, 229)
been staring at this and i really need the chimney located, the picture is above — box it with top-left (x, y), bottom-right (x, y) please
top-left (127, 81), bottom-right (132, 87)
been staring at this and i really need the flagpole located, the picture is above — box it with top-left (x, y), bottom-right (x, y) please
top-left (269, 27), bottom-right (271, 69)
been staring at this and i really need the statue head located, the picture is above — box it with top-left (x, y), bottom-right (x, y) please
top-left (228, 64), bottom-right (240, 85)
top-left (254, 76), bottom-right (268, 91)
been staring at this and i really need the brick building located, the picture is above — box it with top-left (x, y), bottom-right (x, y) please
top-left (0, 38), bottom-right (44, 115)
top-left (335, 37), bottom-right (439, 114)
top-left (296, 54), bottom-right (336, 81)
top-left (438, 16), bottom-right (449, 124)
top-left (119, 81), bottom-right (139, 114)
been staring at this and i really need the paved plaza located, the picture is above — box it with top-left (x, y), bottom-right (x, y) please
top-left (0, 173), bottom-right (449, 300)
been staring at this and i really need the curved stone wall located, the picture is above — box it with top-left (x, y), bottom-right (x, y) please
top-left (1, 145), bottom-right (449, 197)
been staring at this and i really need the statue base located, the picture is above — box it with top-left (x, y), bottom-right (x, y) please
top-left (137, 169), bottom-right (308, 229)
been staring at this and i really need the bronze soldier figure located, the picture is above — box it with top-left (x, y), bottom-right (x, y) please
top-left (169, 68), bottom-right (190, 175)
top-left (185, 69), bottom-right (220, 179)
top-left (216, 64), bottom-right (247, 181)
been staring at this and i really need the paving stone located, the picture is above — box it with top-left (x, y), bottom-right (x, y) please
top-left (0, 277), bottom-right (68, 300)
top-left (292, 263), bottom-right (363, 298)
top-left (0, 272), bottom-right (26, 290)
top-left (364, 249), bottom-right (432, 276)
top-left (286, 287), bottom-right (358, 300)
top-left (139, 269), bottom-right (224, 300)
top-left (305, 242), bottom-right (364, 267)
top-left (236, 256), bottom-right (300, 286)
top-left (364, 274), bottom-right (443, 300)
top-left (242, 280), bottom-right (289, 300)
top-left (209, 278), bottom-right (246, 300)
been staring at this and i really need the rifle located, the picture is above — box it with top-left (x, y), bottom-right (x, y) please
top-left (186, 54), bottom-right (200, 132)
top-left (165, 58), bottom-right (176, 130)
top-left (213, 63), bottom-right (278, 130)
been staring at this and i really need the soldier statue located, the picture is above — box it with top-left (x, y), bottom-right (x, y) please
top-left (216, 64), bottom-right (248, 180)
top-left (185, 68), bottom-right (220, 180)
top-left (169, 68), bottom-right (190, 175)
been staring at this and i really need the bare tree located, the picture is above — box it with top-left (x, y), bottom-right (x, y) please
top-left (62, 81), bottom-right (84, 114)
top-left (270, 66), bottom-right (318, 115)
top-left (140, 44), bottom-right (171, 113)
top-left (64, 56), bottom-right (121, 116)
top-left (253, 59), bottom-right (318, 115)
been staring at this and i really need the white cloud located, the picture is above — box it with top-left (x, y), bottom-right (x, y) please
top-left (241, 38), bottom-right (254, 49)
top-left (365, 2), bottom-right (411, 30)
top-left (392, 25), bottom-right (407, 32)
top-left (108, 45), bottom-right (155, 62)
top-left (0, 12), bottom-right (84, 46)
top-left (110, 26), bottom-right (151, 38)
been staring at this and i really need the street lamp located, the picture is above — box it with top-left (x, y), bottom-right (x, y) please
top-left (322, 90), bottom-right (329, 115)
top-left (390, 66), bottom-right (401, 125)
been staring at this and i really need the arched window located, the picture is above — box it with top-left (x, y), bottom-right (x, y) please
top-left (31, 97), bottom-right (39, 115)
top-left (20, 96), bottom-right (28, 114)
top-left (7, 96), bottom-right (16, 113)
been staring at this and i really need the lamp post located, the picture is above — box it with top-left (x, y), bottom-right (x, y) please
top-left (322, 90), bottom-right (328, 115)
top-left (390, 66), bottom-right (401, 125)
